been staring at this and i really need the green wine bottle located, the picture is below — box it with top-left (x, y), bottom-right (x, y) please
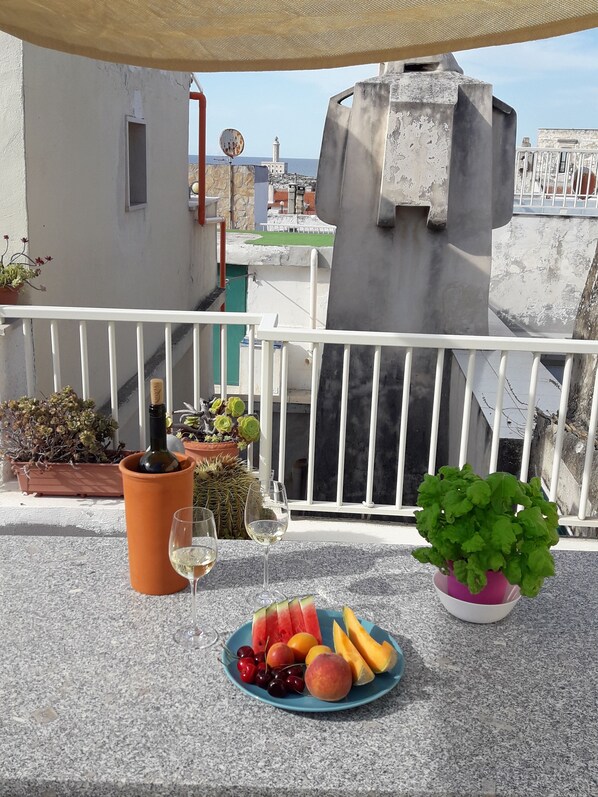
top-left (138, 378), bottom-right (180, 473)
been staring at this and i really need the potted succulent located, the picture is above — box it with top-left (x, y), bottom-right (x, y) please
top-left (0, 386), bottom-right (127, 496)
top-left (192, 454), bottom-right (262, 539)
top-left (173, 395), bottom-right (260, 464)
top-left (412, 464), bottom-right (559, 606)
top-left (0, 234), bottom-right (52, 303)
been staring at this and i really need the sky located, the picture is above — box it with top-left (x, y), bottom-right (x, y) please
top-left (189, 28), bottom-right (598, 160)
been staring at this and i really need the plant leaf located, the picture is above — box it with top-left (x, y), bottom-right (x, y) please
top-left (466, 479), bottom-right (491, 507)
top-left (491, 517), bottom-right (518, 554)
top-left (461, 532), bottom-right (486, 553)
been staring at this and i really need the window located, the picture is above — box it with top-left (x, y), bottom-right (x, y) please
top-left (126, 116), bottom-right (147, 209)
top-left (557, 139), bottom-right (578, 175)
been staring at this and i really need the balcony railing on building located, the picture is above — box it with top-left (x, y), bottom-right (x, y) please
top-left (1, 305), bottom-right (597, 537)
top-left (514, 147), bottom-right (598, 215)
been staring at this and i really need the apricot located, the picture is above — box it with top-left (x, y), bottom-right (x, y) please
top-left (305, 644), bottom-right (332, 666)
top-left (304, 653), bottom-right (353, 702)
top-left (265, 642), bottom-right (295, 669)
top-left (287, 632), bottom-right (319, 662)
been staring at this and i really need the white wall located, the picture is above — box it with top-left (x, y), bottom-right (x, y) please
top-left (491, 214), bottom-right (598, 336)
top-left (226, 239), bottom-right (331, 392)
top-left (17, 43), bottom-right (217, 405)
top-left (0, 35), bottom-right (27, 240)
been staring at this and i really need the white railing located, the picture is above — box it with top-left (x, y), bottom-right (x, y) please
top-left (262, 214), bottom-right (336, 234)
top-left (1, 304), bottom-right (597, 530)
top-left (514, 147), bottom-right (598, 214)
top-left (0, 306), bottom-right (267, 469)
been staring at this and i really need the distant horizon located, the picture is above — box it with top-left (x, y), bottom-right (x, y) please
top-left (190, 153), bottom-right (319, 177)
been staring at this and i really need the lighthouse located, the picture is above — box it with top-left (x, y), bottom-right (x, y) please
top-left (262, 136), bottom-right (287, 176)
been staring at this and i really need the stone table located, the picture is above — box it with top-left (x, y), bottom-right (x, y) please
top-left (0, 536), bottom-right (596, 797)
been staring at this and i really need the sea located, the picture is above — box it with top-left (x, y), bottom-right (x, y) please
top-left (190, 154), bottom-right (319, 178)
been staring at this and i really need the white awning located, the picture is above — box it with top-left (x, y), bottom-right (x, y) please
top-left (0, 1), bottom-right (596, 72)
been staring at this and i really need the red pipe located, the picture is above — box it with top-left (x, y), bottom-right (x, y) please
top-left (189, 91), bottom-right (206, 226)
top-left (190, 90), bottom-right (226, 309)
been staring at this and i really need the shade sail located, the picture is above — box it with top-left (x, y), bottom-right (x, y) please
top-left (0, 1), bottom-right (596, 72)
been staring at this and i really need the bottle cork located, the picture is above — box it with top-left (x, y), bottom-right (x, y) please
top-left (149, 378), bottom-right (164, 405)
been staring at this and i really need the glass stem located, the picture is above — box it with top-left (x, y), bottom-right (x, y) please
top-left (190, 577), bottom-right (199, 633)
top-left (263, 544), bottom-right (270, 592)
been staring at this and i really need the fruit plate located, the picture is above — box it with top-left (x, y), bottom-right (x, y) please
top-left (221, 608), bottom-right (405, 713)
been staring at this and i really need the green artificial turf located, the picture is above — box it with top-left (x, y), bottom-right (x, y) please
top-left (234, 230), bottom-right (335, 247)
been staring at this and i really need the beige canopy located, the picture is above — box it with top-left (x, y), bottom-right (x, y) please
top-left (0, 0), bottom-right (596, 72)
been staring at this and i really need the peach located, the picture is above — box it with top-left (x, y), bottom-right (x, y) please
top-left (304, 653), bottom-right (353, 702)
top-left (305, 644), bottom-right (332, 666)
top-left (287, 632), bottom-right (319, 662)
top-left (265, 642), bottom-right (295, 669)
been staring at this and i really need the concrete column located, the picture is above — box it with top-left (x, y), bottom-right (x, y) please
top-left (288, 183), bottom-right (297, 214)
top-left (297, 186), bottom-right (305, 214)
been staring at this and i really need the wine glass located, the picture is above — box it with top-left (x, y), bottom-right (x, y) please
top-left (245, 480), bottom-right (289, 610)
top-left (169, 506), bottom-right (218, 649)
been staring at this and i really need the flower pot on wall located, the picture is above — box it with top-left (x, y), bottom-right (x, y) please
top-left (12, 456), bottom-right (127, 497)
top-left (182, 439), bottom-right (239, 465)
top-left (446, 567), bottom-right (509, 605)
top-left (119, 451), bottom-right (194, 595)
top-left (0, 286), bottom-right (22, 304)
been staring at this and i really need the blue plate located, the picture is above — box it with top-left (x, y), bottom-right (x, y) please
top-left (221, 608), bottom-right (405, 712)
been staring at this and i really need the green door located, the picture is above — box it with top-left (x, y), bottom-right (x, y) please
top-left (213, 263), bottom-right (247, 388)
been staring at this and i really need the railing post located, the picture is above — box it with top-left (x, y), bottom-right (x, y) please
top-left (259, 338), bottom-right (274, 484)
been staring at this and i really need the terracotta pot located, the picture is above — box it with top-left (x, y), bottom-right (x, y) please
top-left (182, 439), bottom-right (239, 464)
top-left (119, 451), bottom-right (194, 595)
top-left (12, 456), bottom-right (127, 497)
top-left (0, 286), bottom-right (22, 304)
top-left (446, 565), bottom-right (509, 605)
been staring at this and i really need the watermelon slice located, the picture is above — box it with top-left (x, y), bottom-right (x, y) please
top-left (299, 595), bottom-right (322, 644)
top-left (251, 606), bottom-right (268, 654)
top-left (289, 598), bottom-right (306, 635)
top-left (265, 602), bottom-right (279, 647)
top-left (276, 600), bottom-right (294, 644)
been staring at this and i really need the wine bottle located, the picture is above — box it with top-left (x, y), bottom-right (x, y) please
top-left (138, 378), bottom-right (181, 473)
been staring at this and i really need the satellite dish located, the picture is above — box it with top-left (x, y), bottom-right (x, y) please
top-left (219, 128), bottom-right (245, 159)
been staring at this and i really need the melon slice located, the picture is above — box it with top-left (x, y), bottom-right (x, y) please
top-left (381, 640), bottom-right (399, 671)
top-left (276, 600), bottom-right (294, 644)
top-left (265, 602), bottom-right (280, 648)
top-left (251, 606), bottom-right (268, 654)
top-left (289, 598), bottom-right (306, 635)
top-left (299, 595), bottom-right (322, 644)
top-left (332, 620), bottom-right (375, 686)
top-left (342, 606), bottom-right (396, 674)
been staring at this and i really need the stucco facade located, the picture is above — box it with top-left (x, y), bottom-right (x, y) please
top-left (0, 34), bottom-right (218, 417)
top-left (537, 128), bottom-right (598, 150)
top-left (491, 214), bottom-right (598, 336)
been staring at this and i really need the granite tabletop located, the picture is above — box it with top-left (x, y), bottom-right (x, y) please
top-left (0, 536), bottom-right (596, 797)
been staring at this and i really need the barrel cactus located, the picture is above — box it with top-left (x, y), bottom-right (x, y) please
top-left (192, 455), bottom-right (261, 540)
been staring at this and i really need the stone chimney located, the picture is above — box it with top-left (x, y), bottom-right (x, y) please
top-left (296, 185), bottom-right (305, 214)
top-left (288, 183), bottom-right (297, 214)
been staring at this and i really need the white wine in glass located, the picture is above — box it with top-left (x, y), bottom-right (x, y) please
top-left (245, 480), bottom-right (289, 610)
top-left (169, 506), bottom-right (218, 649)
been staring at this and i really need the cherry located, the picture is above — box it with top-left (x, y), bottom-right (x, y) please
top-left (285, 675), bottom-right (305, 694)
top-left (236, 645), bottom-right (254, 659)
top-left (253, 652), bottom-right (266, 664)
top-left (237, 656), bottom-right (254, 673)
top-left (287, 665), bottom-right (305, 678)
top-left (255, 670), bottom-right (272, 689)
top-left (267, 680), bottom-right (287, 698)
top-left (239, 661), bottom-right (257, 684)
